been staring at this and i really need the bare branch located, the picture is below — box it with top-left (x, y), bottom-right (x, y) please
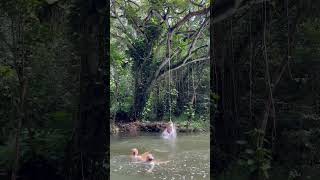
top-left (171, 7), bottom-right (210, 32)
top-left (158, 56), bottom-right (210, 80)
top-left (175, 30), bottom-right (196, 35)
top-left (154, 48), bottom-right (181, 80)
top-left (112, 6), bottom-right (135, 42)
top-left (153, 18), bottom-right (208, 82)
top-left (154, 30), bottom-right (208, 81)
top-left (184, 18), bottom-right (209, 64)
top-left (112, 1), bottom-right (145, 40)
top-left (144, 9), bottom-right (169, 28)
top-left (154, 16), bottom-right (208, 80)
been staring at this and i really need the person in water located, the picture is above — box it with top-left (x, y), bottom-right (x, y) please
top-left (130, 148), bottom-right (150, 161)
top-left (130, 149), bottom-right (170, 173)
top-left (161, 122), bottom-right (176, 139)
top-left (144, 154), bottom-right (170, 173)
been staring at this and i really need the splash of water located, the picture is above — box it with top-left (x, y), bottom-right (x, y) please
top-left (161, 122), bottom-right (177, 140)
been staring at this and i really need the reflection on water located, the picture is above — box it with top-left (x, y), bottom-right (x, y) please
top-left (110, 133), bottom-right (210, 180)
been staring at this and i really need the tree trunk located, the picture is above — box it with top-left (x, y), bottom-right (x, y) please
top-left (11, 81), bottom-right (25, 180)
top-left (129, 42), bottom-right (155, 120)
top-left (68, 1), bottom-right (108, 179)
top-left (132, 80), bottom-right (151, 120)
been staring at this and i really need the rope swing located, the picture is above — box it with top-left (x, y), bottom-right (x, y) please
top-left (168, 49), bottom-right (172, 123)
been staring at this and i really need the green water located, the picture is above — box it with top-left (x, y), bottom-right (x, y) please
top-left (110, 133), bottom-right (210, 180)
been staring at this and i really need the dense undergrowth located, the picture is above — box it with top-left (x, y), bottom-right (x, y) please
top-left (0, 129), bottom-right (70, 180)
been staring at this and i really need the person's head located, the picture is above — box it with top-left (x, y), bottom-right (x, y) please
top-left (131, 148), bottom-right (138, 156)
top-left (166, 122), bottom-right (173, 133)
top-left (146, 154), bottom-right (154, 162)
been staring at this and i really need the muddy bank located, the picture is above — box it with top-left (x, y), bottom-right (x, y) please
top-left (111, 121), bottom-right (202, 134)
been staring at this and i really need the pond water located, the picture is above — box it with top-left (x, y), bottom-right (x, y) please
top-left (110, 133), bottom-right (210, 180)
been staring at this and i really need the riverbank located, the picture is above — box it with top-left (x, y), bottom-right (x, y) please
top-left (111, 121), bottom-right (208, 134)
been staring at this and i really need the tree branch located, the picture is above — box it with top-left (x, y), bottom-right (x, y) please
top-left (158, 56), bottom-right (210, 80)
top-left (154, 48), bottom-right (181, 80)
top-left (154, 17), bottom-right (209, 81)
top-left (111, 7), bottom-right (135, 42)
top-left (184, 18), bottom-right (209, 64)
top-left (171, 7), bottom-right (210, 32)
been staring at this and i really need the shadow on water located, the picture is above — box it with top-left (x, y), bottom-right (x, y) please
top-left (110, 132), bottom-right (210, 180)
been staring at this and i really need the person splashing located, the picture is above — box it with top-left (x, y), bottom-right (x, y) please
top-left (131, 152), bottom-right (170, 173)
top-left (145, 154), bottom-right (170, 173)
top-left (161, 121), bottom-right (176, 139)
top-left (130, 148), bottom-right (150, 162)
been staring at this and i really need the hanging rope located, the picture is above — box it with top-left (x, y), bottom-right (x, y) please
top-left (167, 30), bottom-right (172, 123)
top-left (169, 51), bottom-right (172, 123)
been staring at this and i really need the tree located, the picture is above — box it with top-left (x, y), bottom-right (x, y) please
top-left (67, 0), bottom-right (108, 179)
top-left (0, 1), bottom-right (58, 179)
top-left (111, 0), bottom-right (210, 119)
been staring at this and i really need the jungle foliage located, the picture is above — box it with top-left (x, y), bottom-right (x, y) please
top-left (110, 0), bottom-right (210, 122)
top-left (0, 0), bottom-right (320, 180)
top-left (211, 0), bottom-right (320, 179)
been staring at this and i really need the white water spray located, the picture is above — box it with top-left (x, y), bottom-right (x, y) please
top-left (161, 122), bottom-right (177, 140)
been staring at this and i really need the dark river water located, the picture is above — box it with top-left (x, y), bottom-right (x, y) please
top-left (110, 132), bottom-right (210, 180)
